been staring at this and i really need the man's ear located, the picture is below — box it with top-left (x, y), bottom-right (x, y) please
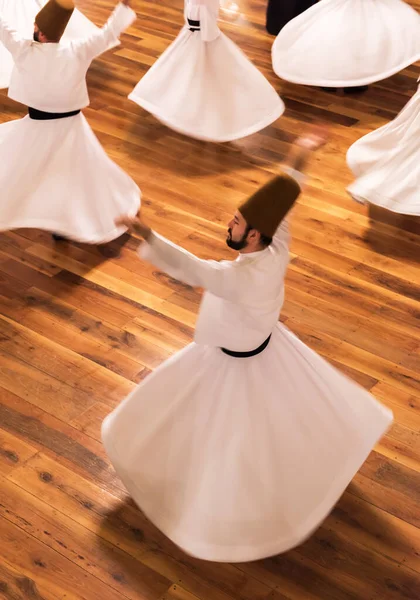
top-left (247, 228), bottom-right (260, 243)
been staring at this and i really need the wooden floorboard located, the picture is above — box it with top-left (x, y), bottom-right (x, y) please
top-left (0, 1), bottom-right (419, 598)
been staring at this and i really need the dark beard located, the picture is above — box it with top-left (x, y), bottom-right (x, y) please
top-left (33, 31), bottom-right (40, 42)
top-left (226, 228), bottom-right (248, 251)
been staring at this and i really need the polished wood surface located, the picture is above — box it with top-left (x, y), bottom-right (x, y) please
top-left (0, 1), bottom-right (419, 598)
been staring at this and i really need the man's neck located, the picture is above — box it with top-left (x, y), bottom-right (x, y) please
top-left (239, 244), bottom-right (265, 255)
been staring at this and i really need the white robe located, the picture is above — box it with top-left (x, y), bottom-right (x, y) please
top-left (128, 0), bottom-right (284, 142)
top-left (0, 0), bottom-right (112, 90)
top-left (0, 3), bottom-right (140, 243)
top-left (272, 0), bottom-right (420, 87)
top-left (101, 171), bottom-right (393, 563)
top-left (347, 80), bottom-right (420, 215)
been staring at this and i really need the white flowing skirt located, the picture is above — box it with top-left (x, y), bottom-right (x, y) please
top-left (129, 28), bottom-right (284, 142)
top-left (347, 85), bottom-right (420, 215)
top-left (0, 0), bottom-right (111, 89)
top-left (0, 113), bottom-right (140, 242)
top-left (272, 0), bottom-right (420, 87)
top-left (102, 323), bottom-right (392, 563)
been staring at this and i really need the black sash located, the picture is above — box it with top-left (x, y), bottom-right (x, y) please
top-left (221, 335), bottom-right (271, 358)
top-left (28, 107), bottom-right (81, 120)
top-left (188, 18), bottom-right (200, 31)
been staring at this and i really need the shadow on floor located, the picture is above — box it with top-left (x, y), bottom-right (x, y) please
top-left (99, 481), bottom-right (417, 600)
top-left (364, 204), bottom-right (420, 265)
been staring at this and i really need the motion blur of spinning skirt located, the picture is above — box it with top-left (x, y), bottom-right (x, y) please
top-left (272, 0), bottom-right (420, 88)
top-left (347, 77), bottom-right (420, 216)
top-left (128, 0), bottom-right (285, 142)
top-left (0, 0), bottom-right (140, 243)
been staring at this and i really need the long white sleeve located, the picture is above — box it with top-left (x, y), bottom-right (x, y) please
top-left (139, 233), bottom-right (247, 301)
top-left (137, 163), bottom-right (304, 301)
top-left (0, 16), bottom-right (28, 58)
top-left (199, 5), bottom-right (220, 42)
top-left (73, 3), bottom-right (136, 61)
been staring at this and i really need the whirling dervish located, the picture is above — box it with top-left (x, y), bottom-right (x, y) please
top-left (128, 0), bottom-right (284, 142)
top-left (0, 0), bottom-right (140, 243)
top-left (271, 0), bottom-right (420, 91)
top-left (347, 77), bottom-right (420, 216)
top-left (0, 0), bottom-right (108, 89)
top-left (102, 126), bottom-right (393, 563)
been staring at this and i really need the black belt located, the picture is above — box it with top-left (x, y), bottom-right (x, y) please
top-left (188, 18), bottom-right (200, 31)
top-left (28, 107), bottom-right (81, 120)
top-left (221, 335), bottom-right (271, 358)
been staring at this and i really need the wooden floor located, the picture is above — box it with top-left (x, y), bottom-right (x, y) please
top-left (1, 1), bottom-right (420, 598)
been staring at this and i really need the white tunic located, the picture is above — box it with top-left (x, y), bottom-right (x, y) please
top-left (1, 2), bottom-right (134, 111)
top-left (101, 171), bottom-right (393, 562)
top-left (272, 0), bottom-right (420, 87)
top-left (128, 0), bottom-right (284, 142)
top-left (0, 0), bottom-right (112, 90)
top-left (141, 221), bottom-right (289, 352)
top-left (0, 3), bottom-right (141, 243)
top-left (347, 80), bottom-right (420, 215)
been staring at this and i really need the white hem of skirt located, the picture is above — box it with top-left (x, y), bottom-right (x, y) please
top-left (272, 55), bottom-right (420, 88)
top-left (102, 411), bottom-right (391, 563)
top-left (347, 185), bottom-right (420, 216)
top-left (0, 201), bottom-right (139, 244)
top-left (128, 94), bottom-right (285, 142)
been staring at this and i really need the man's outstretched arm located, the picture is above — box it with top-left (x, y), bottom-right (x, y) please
top-left (117, 125), bottom-right (328, 299)
top-left (0, 15), bottom-right (28, 57)
top-left (74, 0), bottom-right (136, 61)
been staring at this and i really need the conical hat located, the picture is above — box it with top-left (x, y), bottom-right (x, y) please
top-left (35, 0), bottom-right (74, 42)
top-left (238, 173), bottom-right (301, 238)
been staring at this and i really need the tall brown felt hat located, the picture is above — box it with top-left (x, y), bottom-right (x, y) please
top-left (35, 0), bottom-right (74, 41)
top-left (238, 173), bottom-right (301, 238)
